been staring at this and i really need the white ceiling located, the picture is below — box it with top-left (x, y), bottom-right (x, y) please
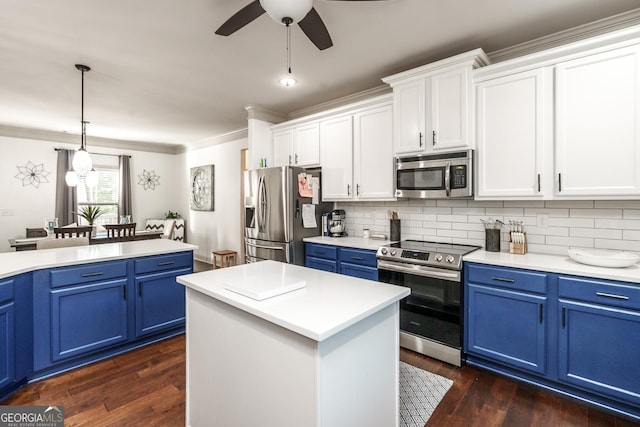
top-left (1, 0), bottom-right (639, 148)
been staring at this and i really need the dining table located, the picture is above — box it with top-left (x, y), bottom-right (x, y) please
top-left (8, 229), bottom-right (164, 251)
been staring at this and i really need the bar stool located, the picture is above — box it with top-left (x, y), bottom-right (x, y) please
top-left (212, 250), bottom-right (238, 269)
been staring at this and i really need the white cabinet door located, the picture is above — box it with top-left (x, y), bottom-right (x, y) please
top-left (430, 67), bottom-right (469, 151)
top-left (555, 45), bottom-right (640, 197)
top-left (392, 80), bottom-right (426, 154)
top-left (354, 104), bottom-right (394, 199)
top-left (272, 129), bottom-right (293, 167)
top-left (320, 115), bottom-right (354, 200)
top-left (293, 122), bottom-right (320, 166)
top-left (476, 68), bottom-right (550, 198)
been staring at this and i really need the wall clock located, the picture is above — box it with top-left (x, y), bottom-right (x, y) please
top-left (190, 165), bottom-right (214, 211)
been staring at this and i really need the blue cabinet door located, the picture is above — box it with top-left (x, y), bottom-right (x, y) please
top-left (466, 283), bottom-right (547, 375)
top-left (135, 268), bottom-right (191, 338)
top-left (305, 256), bottom-right (338, 273)
top-left (340, 263), bottom-right (378, 281)
top-left (558, 300), bottom-right (640, 405)
top-left (50, 279), bottom-right (128, 362)
top-left (0, 301), bottom-right (15, 391)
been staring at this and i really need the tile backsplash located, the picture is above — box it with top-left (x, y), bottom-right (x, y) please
top-left (336, 200), bottom-right (640, 256)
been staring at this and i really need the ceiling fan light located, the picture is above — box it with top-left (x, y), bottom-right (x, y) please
top-left (65, 170), bottom-right (79, 187)
top-left (260, 0), bottom-right (313, 24)
top-left (279, 75), bottom-right (297, 87)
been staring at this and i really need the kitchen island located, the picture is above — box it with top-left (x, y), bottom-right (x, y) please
top-left (177, 260), bottom-right (410, 427)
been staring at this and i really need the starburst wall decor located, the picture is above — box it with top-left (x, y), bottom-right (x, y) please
top-left (15, 160), bottom-right (50, 188)
top-left (138, 169), bottom-right (160, 190)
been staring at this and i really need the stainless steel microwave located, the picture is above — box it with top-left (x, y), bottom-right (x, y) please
top-left (395, 150), bottom-right (473, 199)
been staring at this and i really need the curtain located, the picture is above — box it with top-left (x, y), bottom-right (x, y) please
top-left (55, 149), bottom-right (77, 226)
top-left (119, 155), bottom-right (132, 220)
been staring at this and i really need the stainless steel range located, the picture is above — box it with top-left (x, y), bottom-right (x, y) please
top-left (376, 240), bottom-right (480, 366)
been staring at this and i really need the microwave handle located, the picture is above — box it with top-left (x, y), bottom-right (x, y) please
top-left (445, 161), bottom-right (451, 197)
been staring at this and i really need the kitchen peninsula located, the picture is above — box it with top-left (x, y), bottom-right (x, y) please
top-left (177, 260), bottom-right (410, 427)
top-left (0, 239), bottom-right (196, 400)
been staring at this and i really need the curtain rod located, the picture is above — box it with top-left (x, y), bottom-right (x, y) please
top-left (54, 148), bottom-right (131, 158)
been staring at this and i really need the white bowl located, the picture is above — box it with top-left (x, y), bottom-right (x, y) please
top-left (567, 248), bottom-right (639, 268)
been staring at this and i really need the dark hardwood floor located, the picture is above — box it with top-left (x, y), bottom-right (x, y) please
top-left (3, 335), bottom-right (639, 426)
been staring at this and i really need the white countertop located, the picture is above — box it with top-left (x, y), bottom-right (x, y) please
top-left (464, 250), bottom-right (640, 284)
top-left (303, 235), bottom-right (395, 251)
top-left (177, 260), bottom-right (410, 342)
top-left (0, 239), bottom-right (197, 280)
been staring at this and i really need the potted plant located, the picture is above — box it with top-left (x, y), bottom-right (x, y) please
top-left (165, 211), bottom-right (181, 219)
top-left (76, 205), bottom-right (107, 235)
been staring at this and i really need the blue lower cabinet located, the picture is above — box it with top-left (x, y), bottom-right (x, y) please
top-left (0, 300), bottom-right (15, 391)
top-left (135, 268), bottom-right (190, 338)
top-left (50, 279), bottom-right (128, 362)
top-left (305, 243), bottom-right (378, 280)
top-left (339, 263), bottom-right (378, 281)
top-left (305, 257), bottom-right (338, 273)
top-left (558, 299), bottom-right (640, 405)
top-left (466, 283), bottom-right (547, 375)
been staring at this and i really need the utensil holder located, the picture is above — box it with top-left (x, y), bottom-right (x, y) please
top-left (485, 229), bottom-right (501, 252)
top-left (509, 233), bottom-right (528, 255)
top-left (390, 219), bottom-right (401, 241)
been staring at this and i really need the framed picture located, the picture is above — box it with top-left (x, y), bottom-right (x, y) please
top-left (190, 165), bottom-right (214, 211)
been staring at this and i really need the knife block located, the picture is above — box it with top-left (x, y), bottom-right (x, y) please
top-left (509, 233), bottom-right (528, 255)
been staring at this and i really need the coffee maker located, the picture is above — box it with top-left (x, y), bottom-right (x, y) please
top-left (328, 209), bottom-right (347, 237)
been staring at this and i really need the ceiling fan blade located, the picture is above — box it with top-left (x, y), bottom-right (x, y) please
top-left (298, 7), bottom-right (333, 50)
top-left (215, 1), bottom-right (266, 36)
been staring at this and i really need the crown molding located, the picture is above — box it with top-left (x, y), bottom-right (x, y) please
top-left (244, 105), bottom-right (287, 123)
top-left (287, 85), bottom-right (392, 120)
top-left (0, 124), bottom-right (183, 154)
top-left (179, 127), bottom-right (248, 153)
top-left (488, 8), bottom-right (640, 63)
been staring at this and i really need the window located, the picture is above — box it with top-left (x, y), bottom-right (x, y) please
top-left (77, 155), bottom-right (121, 229)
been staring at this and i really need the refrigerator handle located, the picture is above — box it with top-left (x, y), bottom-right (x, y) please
top-left (257, 175), bottom-right (267, 233)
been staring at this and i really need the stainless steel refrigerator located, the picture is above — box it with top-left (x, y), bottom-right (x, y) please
top-left (244, 166), bottom-right (332, 265)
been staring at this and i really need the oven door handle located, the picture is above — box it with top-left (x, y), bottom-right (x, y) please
top-left (378, 260), bottom-right (461, 281)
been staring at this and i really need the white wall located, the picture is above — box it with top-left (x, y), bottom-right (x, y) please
top-left (179, 137), bottom-right (248, 263)
top-left (0, 136), bottom-right (181, 252)
top-left (337, 199), bottom-right (640, 257)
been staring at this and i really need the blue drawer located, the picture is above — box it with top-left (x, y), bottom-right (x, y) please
top-left (467, 264), bottom-right (547, 294)
top-left (0, 279), bottom-right (14, 304)
top-left (339, 248), bottom-right (377, 268)
top-left (135, 252), bottom-right (192, 275)
top-left (50, 261), bottom-right (128, 288)
top-left (305, 243), bottom-right (337, 260)
top-left (306, 257), bottom-right (338, 273)
top-left (559, 275), bottom-right (640, 311)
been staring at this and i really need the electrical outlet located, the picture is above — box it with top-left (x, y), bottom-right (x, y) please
top-left (1, 209), bottom-right (15, 216)
top-left (536, 213), bottom-right (549, 228)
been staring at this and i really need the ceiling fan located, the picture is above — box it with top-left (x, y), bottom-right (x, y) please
top-left (215, 0), bottom-right (388, 51)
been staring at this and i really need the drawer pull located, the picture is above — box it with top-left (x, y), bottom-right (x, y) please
top-left (81, 272), bottom-right (104, 278)
top-left (316, 250), bottom-right (326, 255)
top-left (595, 292), bottom-right (629, 301)
top-left (491, 276), bottom-right (515, 283)
top-left (351, 256), bottom-right (364, 261)
top-left (157, 261), bottom-right (175, 266)
top-left (409, 321), bottom-right (421, 327)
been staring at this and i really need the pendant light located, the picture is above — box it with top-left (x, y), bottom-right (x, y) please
top-left (279, 17), bottom-right (297, 87)
top-left (67, 64), bottom-right (93, 186)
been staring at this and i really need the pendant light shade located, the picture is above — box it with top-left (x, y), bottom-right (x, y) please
top-left (65, 170), bottom-right (79, 187)
top-left (72, 147), bottom-right (92, 176)
top-left (85, 168), bottom-right (98, 188)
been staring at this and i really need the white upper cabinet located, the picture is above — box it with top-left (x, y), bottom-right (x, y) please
top-left (320, 115), bottom-right (353, 200)
top-left (383, 49), bottom-right (489, 155)
top-left (475, 68), bottom-right (551, 199)
top-left (554, 45), bottom-right (640, 197)
top-left (320, 96), bottom-right (395, 202)
top-left (353, 104), bottom-right (394, 200)
top-left (272, 122), bottom-right (320, 167)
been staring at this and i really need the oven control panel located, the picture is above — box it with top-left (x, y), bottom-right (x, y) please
top-left (377, 247), bottom-right (462, 269)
